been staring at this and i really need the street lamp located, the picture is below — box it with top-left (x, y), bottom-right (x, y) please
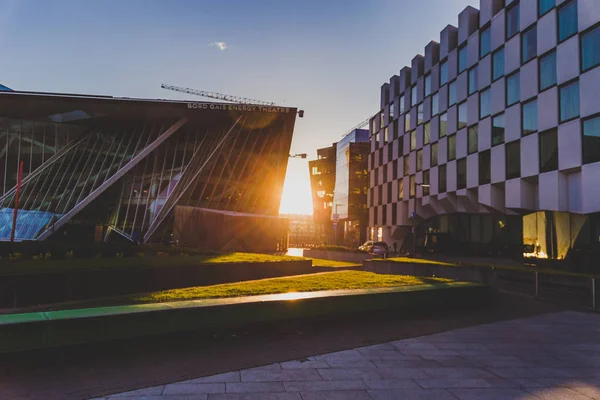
top-left (289, 153), bottom-right (307, 159)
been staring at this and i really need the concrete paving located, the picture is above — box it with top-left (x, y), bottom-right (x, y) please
top-left (90, 311), bottom-right (600, 400)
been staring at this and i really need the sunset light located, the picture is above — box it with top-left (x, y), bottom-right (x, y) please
top-left (279, 159), bottom-right (313, 215)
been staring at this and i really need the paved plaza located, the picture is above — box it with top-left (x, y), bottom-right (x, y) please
top-left (91, 311), bottom-right (600, 400)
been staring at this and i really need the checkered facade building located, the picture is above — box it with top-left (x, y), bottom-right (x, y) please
top-left (368, 0), bottom-right (600, 247)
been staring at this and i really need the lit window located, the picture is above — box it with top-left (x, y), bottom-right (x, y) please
top-left (440, 112), bottom-right (448, 137)
top-left (424, 122), bottom-right (431, 145)
top-left (459, 45), bottom-right (468, 73)
top-left (409, 175), bottom-right (416, 198)
top-left (492, 114), bottom-right (505, 146)
top-left (458, 102), bottom-right (467, 130)
top-left (410, 130), bottom-right (416, 151)
top-left (468, 125), bottom-right (478, 154)
top-left (506, 72), bottom-right (520, 106)
top-left (539, 51), bottom-right (557, 91)
top-left (417, 149), bottom-right (423, 171)
top-left (432, 93), bottom-right (439, 115)
top-left (480, 89), bottom-right (491, 119)
top-left (405, 113), bottom-right (411, 131)
top-left (425, 74), bottom-right (431, 97)
top-left (582, 26), bottom-right (600, 72)
top-left (449, 81), bottom-right (457, 106)
top-left (539, 128), bottom-right (558, 172)
top-left (493, 48), bottom-right (505, 80)
top-left (431, 142), bottom-right (438, 166)
top-left (412, 85), bottom-right (418, 107)
top-left (423, 170), bottom-right (430, 196)
top-left (522, 26), bottom-right (537, 64)
top-left (506, 3), bottom-right (520, 39)
top-left (448, 134), bottom-right (456, 161)
top-left (522, 100), bottom-right (538, 135)
top-left (505, 141), bottom-right (521, 179)
top-left (399, 95), bottom-right (405, 113)
top-left (583, 116), bottom-right (600, 165)
top-left (468, 66), bottom-right (478, 95)
top-left (480, 27), bottom-right (491, 58)
top-left (404, 155), bottom-right (410, 176)
top-left (389, 103), bottom-right (395, 120)
top-left (559, 81), bottom-right (579, 122)
top-left (398, 178), bottom-right (404, 200)
top-left (558, 0), bottom-right (578, 42)
top-left (457, 158), bottom-right (466, 189)
top-left (384, 127), bottom-right (389, 142)
top-left (539, 0), bottom-right (555, 17)
top-left (440, 60), bottom-right (448, 85)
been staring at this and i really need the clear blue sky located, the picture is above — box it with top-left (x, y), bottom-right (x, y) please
top-left (0, 0), bottom-right (478, 214)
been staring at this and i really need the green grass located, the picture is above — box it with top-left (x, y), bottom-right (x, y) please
top-left (385, 257), bottom-right (458, 267)
top-left (310, 258), bottom-right (362, 268)
top-left (0, 252), bottom-right (305, 276)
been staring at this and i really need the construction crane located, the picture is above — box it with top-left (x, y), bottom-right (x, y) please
top-left (341, 115), bottom-right (373, 138)
top-left (161, 84), bottom-right (276, 106)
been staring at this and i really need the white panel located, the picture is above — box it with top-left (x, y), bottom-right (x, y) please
top-left (456, 128), bottom-right (468, 159)
top-left (478, 117), bottom-right (492, 151)
top-left (580, 67), bottom-right (600, 118)
top-left (505, 178), bottom-right (523, 209)
top-left (491, 9), bottom-right (506, 51)
top-left (557, 36), bottom-right (580, 85)
top-left (558, 119), bottom-right (582, 171)
top-left (538, 171), bottom-right (568, 211)
top-left (479, 55), bottom-right (492, 90)
top-left (537, 87), bottom-right (559, 132)
top-left (457, 71), bottom-right (468, 103)
top-left (491, 144), bottom-right (506, 183)
top-left (538, 10), bottom-right (557, 56)
top-left (467, 31), bottom-right (480, 68)
top-left (439, 85), bottom-right (449, 113)
top-left (491, 78), bottom-right (506, 115)
top-left (479, 0), bottom-right (493, 28)
top-left (467, 153), bottom-right (479, 188)
top-left (447, 160), bottom-right (457, 192)
top-left (448, 50), bottom-right (458, 82)
top-left (521, 132), bottom-right (539, 177)
top-left (505, 35), bottom-right (521, 74)
top-left (520, 59), bottom-right (538, 101)
top-left (505, 103), bottom-right (522, 143)
top-left (520, 0), bottom-right (537, 31)
top-left (579, 0), bottom-right (600, 32)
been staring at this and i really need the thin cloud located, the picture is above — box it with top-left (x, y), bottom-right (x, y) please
top-left (209, 41), bottom-right (229, 51)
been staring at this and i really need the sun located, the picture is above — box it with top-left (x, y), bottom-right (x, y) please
top-left (279, 159), bottom-right (313, 215)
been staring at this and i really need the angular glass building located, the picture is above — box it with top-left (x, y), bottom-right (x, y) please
top-left (0, 91), bottom-right (297, 244)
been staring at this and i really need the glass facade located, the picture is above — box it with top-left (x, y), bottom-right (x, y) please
top-left (492, 114), bottom-right (505, 146)
top-left (558, 0), bottom-right (578, 42)
top-left (505, 141), bottom-right (521, 179)
top-left (583, 116), bottom-right (600, 165)
top-left (582, 26), bottom-right (600, 72)
top-left (459, 45), bottom-right (468, 73)
top-left (480, 88), bottom-right (491, 118)
top-left (468, 125), bottom-right (478, 154)
top-left (560, 81), bottom-right (580, 122)
top-left (539, 0), bottom-right (554, 16)
top-left (458, 102), bottom-right (467, 130)
top-left (432, 93), bottom-right (439, 115)
top-left (425, 74), bottom-right (432, 97)
top-left (522, 100), bottom-right (538, 135)
top-left (424, 122), bottom-right (431, 145)
top-left (440, 61), bottom-right (448, 86)
top-left (507, 3), bottom-right (520, 39)
top-left (448, 134), bottom-right (456, 161)
top-left (539, 128), bottom-right (558, 172)
top-left (431, 142), bottom-right (438, 166)
top-left (507, 72), bottom-right (520, 106)
top-left (440, 112), bottom-right (448, 137)
top-left (449, 81), bottom-right (457, 106)
top-left (439, 164), bottom-right (447, 192)
top-left (493, 48), bottom-right (505, 80)
top-left (457, 158), bottom-right (466, 189)
top-left (480, 27), bottom-right (491, 58)
top-left (412, 85), bottom-right (418, 107)
top-left (469, 66), bottom-right (478, 95)
top-left (522, 26), bottom-right (537, 64)
top-left (479, 150), bottom-right (491, 185)
top-left (539, 51), bottom-right (557, 91)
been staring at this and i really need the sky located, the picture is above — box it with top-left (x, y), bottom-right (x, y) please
top-left (0, 0), bottom-right (478, 215)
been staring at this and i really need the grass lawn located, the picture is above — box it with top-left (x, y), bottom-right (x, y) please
top-left (310, 258), bottom-right (362, 268)
top-left (385, 257), bottom-right (458, 267)
top-left (0, 252), bottom-right (305, 276)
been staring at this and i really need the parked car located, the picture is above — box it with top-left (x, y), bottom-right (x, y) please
top-left (370, 241), bottom-right (390, 257)
top-left (359, 241), bottom-right (374, 252)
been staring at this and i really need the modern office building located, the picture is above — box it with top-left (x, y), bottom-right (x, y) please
top-left (369, 0), bottom-right (600, 268)
top-left (0, 90), bottom-right (298, 249)
top-left (308, 144), bottom-right (337, 244)
top-left (285, 214), bottom-right (321, 247)
top-left (332, 129), bottom-right (369, 248)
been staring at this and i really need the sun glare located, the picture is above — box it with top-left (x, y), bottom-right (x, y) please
top-left (279, 159), bottom-right (313, 215)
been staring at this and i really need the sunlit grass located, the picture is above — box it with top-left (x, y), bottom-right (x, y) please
top-left (385, 257), bottom-right (458, 266)
top-left (310, 258), bottom-right (362, 268)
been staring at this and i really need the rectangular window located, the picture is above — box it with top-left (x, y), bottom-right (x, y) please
top-left (399, 95), bottom-right (405, 113)
top-left (492, 114), bottom-right (505, 146)
top-left (522, 26), bottom-right (537, 64)
top-left (539, 128), bottom-right (559, 172)
top-left (388, 143), bottom-right (393, 162)
top-left (522, 99), bottom-right (538, 135)
top-left (384, 127), bottom-right (389, 142)
top-left (432, 92), bottom-right (439, 115)
top-left (424, 122), bottom-right (431, 145)
top-left (425, 74), bottom-right (432, 97)
top-left (480, 88), bottom-right (491, 119)
top-left (506, 3), bottom-right (520, 39)
top-left (457, 158), bottom-right (467, 189)
top-left (398, 178), bottom-right (404, 200)
top-left (404, 155), bottom-right (410, 176)
top-left (387, 181), bottom-right (392, 203)
top-left (582, 26), bottom-right (600, 72)
top-left (560, 81), bottom-right (580, 122)
top-left (439, 164), bottom-right (447, 192)
top-left (409, 175), bottom-right (416, 198)
top-left (392, 203), bottom-right (397, 225)
top-left (448, 134), bottom-right (457, 161)
top-left (479, 150), bottom-right (491, 185)
top-left (418, 103), bottom-right (424, 125)
top-left (493, 48), bottom-right (505, 80)
top-left (539, 0), bottom-right (555, 16)
top-left (423, 170), bottom-right (430, 196)
top-left (431, 142), bottom-right (438, 166)
top-left (393, 159), bottom-right (398, 180)
top-left (539, 51), bottom-right (557, 91)
top-left (480, 26), bottom-right (491, 58)
top-left (410, 130), bottom-right (416, 151)
top-left (458, 102), bottom-right (467, 130)
top-left (417, 149), bottom-right (423, 171)
top-left (506, 72), bottom-right (520, 106)
top-left (583, 116), bottom-right (600, 165)
top-left (405, 113), bottom-right (411, 131)
top-left (459, 45), bottom-right (468, 73)
top-left (449, 80), bottom-right (457, 106)
top-left (440, 60), bottom-right (448, 85)
top-left (505, 141), bottom-right (521, 179)
top-left (468, 125), bottom-right (478, 154)
top-left (383, 164), bottom-right (388, 182)
top-left (440, 112), bottom-right (448, 137)
top-left (398, 135), bottom-right (404, 155)
top-left (468, 66), bottom-right (478, 95)
top-left (382, 204), bottom-right (387, 223)
top-left (392, 120), bottom-right (398, 139)
top-left (558, 0), bottom-right (578, 42)
top-left (411, 85), bottom-right (418, 107)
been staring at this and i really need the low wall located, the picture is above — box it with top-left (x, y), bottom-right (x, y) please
top-left (303, 249), bottom-right (370, 264)
top-left (0, 283), bottom-right (491, 353)
top-left (0, 259), bottom-right (313, 309)
top-left (364, 260), bottom-right (497, 284)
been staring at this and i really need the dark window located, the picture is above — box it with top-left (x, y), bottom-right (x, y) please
top-left (412, 85), bottom-right (418, 107)
top-left (393, 159), bottom-right (398, 180)
top-left (492, 114), bottom-right (505, 146)
top-left (424, 122), bottom-right (431, 145)
top-left (388, 144), bottom-right (393, 162)
top-left (480, 26), bottom-right (491, 58)
top-left (383, 164), bottom-right (388, 182)
top-left (468, 125), bottom-right (478, 154)
top-left (379, 148), bottom-right (384, 165)
top-left (458, 102), bottom-right (468, 130)
top-left (392, 119), bottom-right (398, 139)
top-left (507, 72), bottom-right (520, 106)
top-left (440, 60), bottom-right (448, 85)
top-left (539, 51), bottom-right (557, 91)
top-left (431, 142), bottom-right (438, 166)
top-left (398, 135), bottom-right (404, 155)
top-left (387, 181), bottom-right (392, 203)
top-left (582, 25), bottom-right (600, 72)
top-left (417, 149), bottom-right (423, 171)
top-left (409, 175), bottom-right (416, 198)
top-left (439, 164), bottom-right (447, 192)
top-left (448, 134), bottom-right (457, 161)
top-left (404, 155), bottom-right (410, 176)
top-left (506, 3), bottom-right (520, 40)
top-left (369, 187), bottom-right (374, 207)
top-left (459, 45), bottom-right (468, 73)
top-left (440, 112), bottom-right (448, 137)
top-left (479, 150), bottom-right (491, 185)
top-left (539, 128), bottom-right (559, 172)
top-left (468, 66), bottom-right (478, 95)
top-left (558, 0), bottom-right (578, 42)
top-left (522, 99), bottom-right (538, 135)
top-left (457, 158), bottom-right (467, 189)
top-left (398, 178), bottom-right (404, 200)
top-left (392, 203), bottom-right (397, 225)
top-left (480, 88), bottom-right (491, 118)
top-left (425, 74), bottom-right (432, 96)
top-left (559, 80), bottom-right (580, 122)
top-left (378, 185), bottom-right (383, 205)
top-left (410, 130), bottom-right (416, 151)
top-left (449, 80), bottom-right (457, 106)
top-left (522, 26), bottom-right (537, 64)
top-left (423, 170), bottom-right (430, 196)
top-left (493, 48), bottom-right (505, 80)
top-left (432, 93), bottom-right (439, 115)
top-left (506, 141), bottom-right (521, 179)
top-left (539, 0), bottom-right (555, 17)
top-left (382, 204), bottom-right (387, 224)
top-left (583, 116), bottom-right (600, 165)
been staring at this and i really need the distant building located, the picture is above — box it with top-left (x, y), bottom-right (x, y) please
top-left (285, 214), bottom-right (320, 247)
top-left (308, 144), bottom-right (336, 244)
top-left (0, 84), bottom-right (11, 92)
